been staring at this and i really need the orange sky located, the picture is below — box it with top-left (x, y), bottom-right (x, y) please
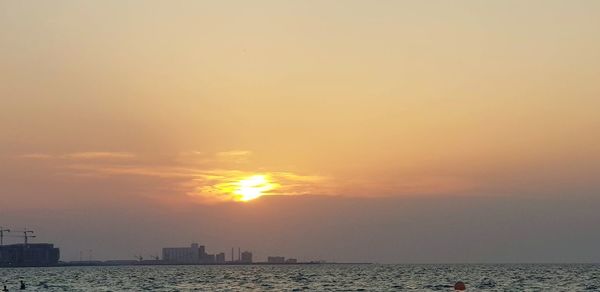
top-left (1, 0), bottom-right (600, 262)
top-left (3, 0), bottom-right (599, 205)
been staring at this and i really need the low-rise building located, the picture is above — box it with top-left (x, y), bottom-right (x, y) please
top-left (267, 256), bottom-right (285, 264)
top-left (162, 243), bottom-right (211, 264)
top-left (200, 253), bottom-right (215, 264)
top-left (215, 252), bottom-right (226, 264)
top-left (0, 243), bottom-right (60, 267)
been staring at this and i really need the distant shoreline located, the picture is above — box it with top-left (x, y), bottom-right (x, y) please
top-left (5, 262), bottom-right (598, 268)
top-left (1, 262), bottom-right (373, 268)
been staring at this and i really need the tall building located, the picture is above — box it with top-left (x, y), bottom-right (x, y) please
top-left (240, 251), bottom-right (252, 263)
top-left (215, 252), bottom-right (226, 264)
top-left (162, 243), bottom-right (211, 264)
top-left (0, 243), bottom-right (60, 267)
top-left (267, 256), bottom-right (285, 264)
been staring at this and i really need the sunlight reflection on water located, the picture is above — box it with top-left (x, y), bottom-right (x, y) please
top-left (1, 264), bottom-right (599, 291)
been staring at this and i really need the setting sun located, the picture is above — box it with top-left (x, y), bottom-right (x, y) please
top-left (234, 175), bottom-right (277, 202)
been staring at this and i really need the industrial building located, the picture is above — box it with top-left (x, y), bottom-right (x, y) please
top-left (215, 252), bottom-right (226, 263)
top-left (162, 243), bottom-right (216, 264)
top-left (240, 251), bottom-right (253, 263)
top-left (201, 253), bottom-right (215, 263)
top-left (0, 243), bottom-right (60, 267)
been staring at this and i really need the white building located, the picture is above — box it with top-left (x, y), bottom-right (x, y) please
top-left (162, 243), bottom-right (206, 263)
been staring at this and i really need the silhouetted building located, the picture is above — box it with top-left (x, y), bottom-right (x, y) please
top-left (267, 256), bottom-right (285, 264)
top-left (241, 251), bottom-right (252, 263)
top-left (200, 253), bottom-right (215, 264)
top-left (103, 260), bottom-right (139, 265)
top-left (0, 244), bottom-right (60, 267)
top-left (163, 243), bottom-right (204, 263)
top-left (285, 258), bottom-right (297, 263)
top-left (162, 243), bottom-right (217, 264)
top-left (215, 252), bottom-right (226, 264)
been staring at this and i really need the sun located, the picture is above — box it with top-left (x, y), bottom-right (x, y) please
top-left (233, 175), bottom-right (277, 202)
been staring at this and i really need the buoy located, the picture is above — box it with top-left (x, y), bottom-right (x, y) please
top-left (454, 281), bottom-right (466, 291)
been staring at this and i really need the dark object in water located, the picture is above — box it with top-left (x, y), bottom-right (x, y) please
top-left (19, 281), bottom-right (25, 290)
top-left (476, 277), bottom-right (496, 288)
top-left (3, 285), bottom-right (8, 291)
top-left (454, 281), bottom-right (466, 290)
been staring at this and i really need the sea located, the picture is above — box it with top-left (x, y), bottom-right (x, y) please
top-left (1, 264), bottom-right (599, 291)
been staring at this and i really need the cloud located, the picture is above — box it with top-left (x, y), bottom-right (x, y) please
top-left (61, 162), bottom-right (327, 203)
top-left (186, 169), bottom-right (327, 202)
top-left (215, 150), bottom-right (252, 163)
top-left (62, 152), bottom-right (136, 160)
top-left (175, 150), bottom-right (253, 165)
top-left (216, 150), bottom-right (252, 157)
top-left (18, 149), bottom-right (328, 204)
top-left (65, 164), bottom-right (192, 178)
top-left (17, 152), bottom-right (136, 160)
top-left (18, 153), bottom-right (54, 159)
top-left (18, 150), bottom-right (476, 203)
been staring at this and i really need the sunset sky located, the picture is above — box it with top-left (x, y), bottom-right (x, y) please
top-left (2, 0), bottom-right (600, 263)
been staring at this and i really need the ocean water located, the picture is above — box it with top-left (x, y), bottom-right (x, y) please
top-left (1, 264), bottom-right (599, 291)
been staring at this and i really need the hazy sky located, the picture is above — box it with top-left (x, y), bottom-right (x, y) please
top-left (1, 0), bottom-right (600, 263)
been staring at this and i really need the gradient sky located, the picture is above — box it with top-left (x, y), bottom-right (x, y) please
top-left (1, 0), bottom-right (600, 263)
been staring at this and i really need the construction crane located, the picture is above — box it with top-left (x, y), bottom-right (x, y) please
top-left (133, 255), bottom-right (143, 261)
top-left (11, 229), bottom-right (36, 246)
top-left (149, 255), bottom-right (160, 261)
top-left (0, 227), bottom-right (10, 246)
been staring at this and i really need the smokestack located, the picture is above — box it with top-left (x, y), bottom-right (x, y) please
top-left (231, 247), bottom-right (234, 262)
top-left (238, 247), bottom-right (241, 261)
